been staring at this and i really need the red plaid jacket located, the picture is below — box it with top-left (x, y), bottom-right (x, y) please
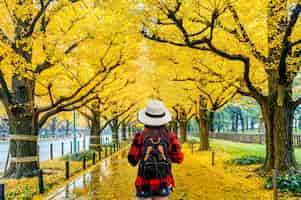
top-left (128, 128), bottom-right (184, 193)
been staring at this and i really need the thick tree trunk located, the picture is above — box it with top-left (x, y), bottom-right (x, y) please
top-left (198, 110), bottom-right (212, 151)
top-left (89, 111), bottom-right (101, 151)
top-left (260, 73), bottom-right (297, 171)
top-left (5, 77), bottom-right (39, 178)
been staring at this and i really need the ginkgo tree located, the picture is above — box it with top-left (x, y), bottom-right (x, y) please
top-left (145, 40), bottom-right (238, 149)
top-left (0, 0), bottom-right (140, 178)
top-left (141, 0), bottom-right (301, 171)
top-left (79, 72), bottom-right (137, 150)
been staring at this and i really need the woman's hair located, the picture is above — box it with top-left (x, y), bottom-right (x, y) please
top-left (143, 125), bottom-right (170, 138)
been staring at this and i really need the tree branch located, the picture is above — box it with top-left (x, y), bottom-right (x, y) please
top-left (279, 4), bottom-right (301, 83)
top-left (227, 4), bottom-right (268, 64)
top-left (0, 70), bottom-right (11, 106)
top-left (0, 28), bottom-right (13, 47)
top-left (38, 95), bottom-right (98, 128)
top-left (25, 0), bottom-right (55, 37)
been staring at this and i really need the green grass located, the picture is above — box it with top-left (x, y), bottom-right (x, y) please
top-left (210, 139), bottom-right (301, 164)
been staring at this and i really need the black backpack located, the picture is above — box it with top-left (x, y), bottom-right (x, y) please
top-left (139, 134), bottom-right (171, 179)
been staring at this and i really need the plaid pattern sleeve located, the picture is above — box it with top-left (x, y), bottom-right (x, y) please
top-left (168, 133), bottom-right (184, 163)
top-left (128, 133), bottom-right (142, 166)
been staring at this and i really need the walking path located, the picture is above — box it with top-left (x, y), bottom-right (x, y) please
top-left (47, 144), bottom-right (279, 200)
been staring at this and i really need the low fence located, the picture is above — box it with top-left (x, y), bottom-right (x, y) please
top-left (209, 132), bottom-right (301, 147)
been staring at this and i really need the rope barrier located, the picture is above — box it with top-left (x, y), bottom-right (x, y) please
top-left (9, 135), bottom-right (38, 141)
top-left (90, 136), bottom-right (101, 138)
top-left (89, 144), bottom-right (101, 147)
top-left (10, 156), bottom-right (38, 163)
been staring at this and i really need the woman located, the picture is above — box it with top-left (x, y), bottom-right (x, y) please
top-left (128, 100), bottom-right (184, 200)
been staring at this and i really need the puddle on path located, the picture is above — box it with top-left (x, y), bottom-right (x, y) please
top-left (47, 149), bottom-right (136, 200)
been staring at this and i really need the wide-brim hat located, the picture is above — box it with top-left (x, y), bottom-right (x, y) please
top-left (138, 100), bottom-right (172, 126)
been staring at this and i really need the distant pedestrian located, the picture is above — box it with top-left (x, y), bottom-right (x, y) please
top-left (128, 100), bottom-right (184, 200)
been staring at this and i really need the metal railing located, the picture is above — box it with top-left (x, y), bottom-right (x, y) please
top-left (209, 132), bottom-right (301, 147)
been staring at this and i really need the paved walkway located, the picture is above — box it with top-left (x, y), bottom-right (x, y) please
top-left (47, 145), bottom-right (277, 200)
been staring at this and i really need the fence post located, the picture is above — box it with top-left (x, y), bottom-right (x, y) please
top-left (83, 156), bottom-right (86, 170)
top-left (0, 184), bottom-right (4, 200)
top-left (61, 142), bottom-right (64, 156)
top-left (92, 152), bottom-right (96, 165)
top-left (38, 169), bottom-right (44, 194)
top-left (50, 144), bottom-right (53, 160)
top-left (272, 169), bottom-right (278, 200)
top-left (98, 150), bottom-right (101, 161)
top-left (211, 151), bottom-right (215, 166)
top-left (65, 160), bottom-right (70, 179)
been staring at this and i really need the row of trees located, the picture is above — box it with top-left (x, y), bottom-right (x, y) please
top-left (140, 0), bottom-right (301, 172)
top-left (0, 0), bottom-right (144, 178)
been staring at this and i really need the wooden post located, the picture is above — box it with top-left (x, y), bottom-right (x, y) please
top-left (0, 184), bottom-right (4, 200)
top-left (92, 152), bottom-right (96, 165)
top-left (98, 150), bottom-right (101, 161)
top-left (113, 144), bottom-right (116, 152)
top-left (61, 142), bottom-right (64, 156)
top-left (83, 156), bottom-right (86, 170)
top-left (191, 143), bottom-right (194, 154)
top-left (105, 146), bottom-right (108, 157)
top-left (272, 169), bottom-right (278, 200)
top-left (65, 160), bottom-right (70, 179)
top-left (50, 144), bottom-right (53, 160)
top-left (211, 151), bottom-right (215, 166)
top-left (38, 169), bottom-right (44, 194)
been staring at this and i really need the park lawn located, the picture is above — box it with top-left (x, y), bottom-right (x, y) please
top-left (0, 155), bottom-right (95, 200)
top-left (210, 139), bottom-right (301, 164)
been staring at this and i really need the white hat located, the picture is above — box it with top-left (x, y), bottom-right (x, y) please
top-left (138, 100), bottom-right (172, 126)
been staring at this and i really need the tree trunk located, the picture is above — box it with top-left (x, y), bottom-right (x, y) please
top-left (179, 121), bottom-right (187, 143)
top-left (50, 117), bottom-right (57, 137)
top-left (198, 110), bottom-right (212, 151)
top-left (121, 123), bottom-right (127, 141)
top-left (5, 77), bottom-right (39, 178)
top-left (89, 111), bottom-right (101, 151)
top-left (65, 120), bottom-right (70, 136)
top-left (239, 110), bottom-right (244, 132)
top-left (171, 121), bottom-right (178, 136)
top-left (111, 114), bottom-right (119, 145)
top-left (260, 73), bottom-right (297, 171)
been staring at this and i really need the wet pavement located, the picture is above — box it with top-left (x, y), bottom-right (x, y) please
top-left (47, 148), bottom-right (137, 200)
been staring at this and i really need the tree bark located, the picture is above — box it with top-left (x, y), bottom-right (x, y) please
top-left (179, 121), bottom-right (187, 143)
top-left (5, 76), bottom-right (39, 178)
top-left (89, 110), bottom-right (101, 151)
top-left (260, 73), bottom-right (297, 171)
top-left (111, 114), bottom-right (119, 145)
top-left (198, 110), bottom-right (212, 151)
top-left (121, 123), bottom-right (127, 141)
